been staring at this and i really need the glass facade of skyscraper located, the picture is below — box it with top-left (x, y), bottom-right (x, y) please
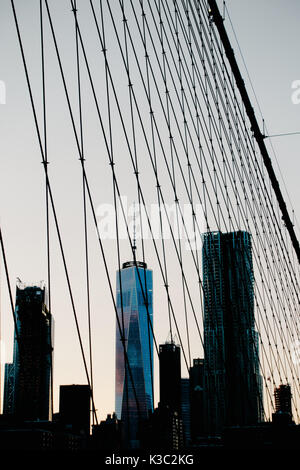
top-left (115, 261), bottom-right (153, 447)
top-left (203, 231), bottom-right (263, 434)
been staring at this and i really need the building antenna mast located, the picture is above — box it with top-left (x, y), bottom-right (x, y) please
top-left (133, 201), bottom-right (137, 260)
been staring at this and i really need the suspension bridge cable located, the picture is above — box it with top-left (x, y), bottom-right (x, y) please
top-left (73, 0), bottom-right (96, 425)
top-left (224, 1), bottom-right (300, 238)
top-left (10, 0), bottom-right (300, 425)
top-left (130, 0), bottom-right (282, 420)
top-left (106, 0), bottom-right (270, 420)
top-left (11, 0), bottom-right (99, 425)
top-left (207, 0), bottom-right (300, 265)
top-left (39, 0), bottom-right (53, 420)
top-left (116, 0), bottom-right (298, 418)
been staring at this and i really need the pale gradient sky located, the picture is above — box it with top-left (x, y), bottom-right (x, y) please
top-left (0, 0), bottom-right (299, 421)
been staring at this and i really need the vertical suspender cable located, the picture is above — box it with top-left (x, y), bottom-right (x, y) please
top-left (11, 0), bottom-right (98, 425)
top-left (39, 0), bottom-right (53, 421)
top-left (73, 0), bottom-right (96, 426)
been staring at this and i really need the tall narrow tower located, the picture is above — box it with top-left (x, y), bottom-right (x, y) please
top-left (13, 283), bottom-right (52, 421)
top-left (159, 342), bottom-right (181, 414)
top-left (115, 259), bottom-right (153, 448)
top-left (274, 384), bottom-right (292, 416)
top-left (203, 231), bottom-right (262, 434)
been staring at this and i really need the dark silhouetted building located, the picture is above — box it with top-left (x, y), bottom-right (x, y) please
top-left (144, 342), bottom-right (184, 451)
top-left (203, 231), bottom-right (263, 434)
top-left (0, 417), bottom-right (87, 451)
top-left (181, 378), bottom-right (191, 445)
top-left (91, 413), bottom-right (122, 451)
top-left (274, 384), bottom-right (292, 415)
top-left (189, 358), bottom-right (206, 440)
top-left (272, 384), bottom-right (293, 425)
top-left (59, 385), bottom-right (91, 435)
top-left (141, 403), bottom-right (183, 451)
top-left (3, 363), bottom-right (15, 415)
top-left (115, 260), bottom-right (153, 448)
top-left (159, 342), bottom-right (181, 414)
top-left (13, 283), bottom-right (52, 421)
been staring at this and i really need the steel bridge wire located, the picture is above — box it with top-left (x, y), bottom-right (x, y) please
top-left (39, 0), bottom-right (54, 420)
top-left (166, 0), bottom-right (300, 334)
top-left (91, 0), bottom-right (300, 420)
top-left (183, 0), bottom-right (300, 356)
top-left (118, 0), bottom-right (298, 414)
top-left (195, 0), bottom-right (297, 316)
top-left (144, 0), bottom-right (300, 378)
top-left (104, 0), bottom-right (241, 421)
top-left (173, 0), bottom-right (300, 402)
top-left (166, 0), bottom-right (300, 352)
top-left (157, 0), bottom-right (192, 367)
top-left (89, 0), bottom-right (194, 372)
top-left (9, 0), bottom-right (300, 422)
top-left (126, 0), bottom-right (286, 418)
top-left (109, 0), bottom-right (274, 418)
top-left (224, 1), bottom-right (300, 240)
top-left (99, 0), bottom-right (132, 433)
top-left (183, 0), bottom-right (300, 408)
top-left (93, 0), bottom-right (238, 397)
top-left (73, 0), bottom-right (96, 425)
top-left (47, 0), bottom-right (156, 422)
top-left (72, 0), bottom-right (160, 362)
top-left (207, 0), bottom-right (300, 268)
top-left (140, 0), bottom-right (175, 346)
top-left (190, 0), bottom-right (300, 360)
top-left (119, 0), bottom-right (155, 413)
top-left (11, 0), bottom-right (99, 425)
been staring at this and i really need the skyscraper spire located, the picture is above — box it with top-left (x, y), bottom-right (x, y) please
top-left (132, 201), bottom-right (137, 259)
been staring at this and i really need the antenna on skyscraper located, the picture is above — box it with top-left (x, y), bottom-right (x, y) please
top-left (166, 327), bottom-right (174, 345)
top-left (132, 201), bottom-right (137, 260)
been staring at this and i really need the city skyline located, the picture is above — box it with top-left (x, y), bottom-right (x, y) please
top-left (0, 0), bottom-right (299, 431)
top-left (1, 229), bottom-right (297, 450)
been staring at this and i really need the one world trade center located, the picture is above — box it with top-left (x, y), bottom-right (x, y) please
top-left (115, 258), bottom-right (153, 448)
